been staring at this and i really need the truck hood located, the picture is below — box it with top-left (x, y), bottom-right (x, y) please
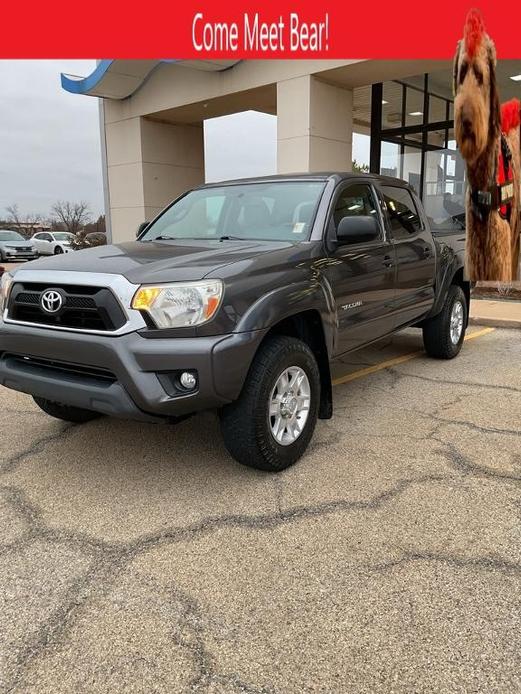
top-left (21, 239), bottom-right (295, 284)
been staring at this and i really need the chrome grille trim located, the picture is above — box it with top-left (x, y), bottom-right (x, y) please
top-left (1, 270), bottom-right (147, 336)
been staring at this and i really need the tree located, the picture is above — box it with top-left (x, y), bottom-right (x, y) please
top-left (5, 203), bottom-right (21, 228)
top-left (51, 201), bottom-right (91, 235)
top-left (352, 160), bottom-right (370, 174)
top-left (84, 214), bottom-right (106, 234)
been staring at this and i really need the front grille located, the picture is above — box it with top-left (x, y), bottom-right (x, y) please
top-left (1, 353), bottom-right (117, 387)
top-left (7, 282), bottom-right (127, 332)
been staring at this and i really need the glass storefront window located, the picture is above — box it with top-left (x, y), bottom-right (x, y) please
top-left (428, 95), bottom-right (447, 124)
top-left (422, 149), bottom-right (466, 231)
top-left (405, 89), bottom-right (424, 128)
top-left (402, 147), bottom-right (422, 195)
top-left (380, 142), bottom-right (400, 178)
top-left (382, 82), bottom-right (403, 129)
top-left (372, 76), bottom-right (463, 229)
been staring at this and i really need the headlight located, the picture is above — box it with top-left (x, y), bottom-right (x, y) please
top-left (0, 272), bottom-right (13, 314)
top-left (132, 280), bottom-right (223, 329)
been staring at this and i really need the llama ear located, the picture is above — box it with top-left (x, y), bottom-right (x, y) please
top-left (488, 41), bottom-right (501, 135)
top-left (453, 40), bottom-right (462, 95)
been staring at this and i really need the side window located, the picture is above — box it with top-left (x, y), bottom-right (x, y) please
top-left (332, 184), bottom-right (380, 242)
top-left (381, 186), bottom-right (423, 239)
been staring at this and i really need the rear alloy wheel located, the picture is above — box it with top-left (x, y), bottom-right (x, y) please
top-left (422, 284), bottom-right (467, 359)
top-left (220, 335), bottom-right (320, 472)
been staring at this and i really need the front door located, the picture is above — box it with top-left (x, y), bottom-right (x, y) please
top-left (323, 181), bottom-right (396, 356)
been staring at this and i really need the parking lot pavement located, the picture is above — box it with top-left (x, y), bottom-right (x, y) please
top-left (1, 327), bottom-right (520, 692)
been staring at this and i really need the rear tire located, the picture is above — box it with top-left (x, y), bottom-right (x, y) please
top-left (33, 397), bottom-right (101, 423)
top-left (220, 335), bottom-right (320, 472)
top-left (422, 285), bottom-right (467, 359)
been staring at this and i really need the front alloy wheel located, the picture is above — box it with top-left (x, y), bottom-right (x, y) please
top-left (269, 366), bottom-right (311, 445)
top-left (220, 335), bottom-right (320, 471)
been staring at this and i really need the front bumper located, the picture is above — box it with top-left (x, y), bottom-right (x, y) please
top-left (0, 322), bottom-right (265, 421)
top-left (3, 251), bottom-right (38, 260)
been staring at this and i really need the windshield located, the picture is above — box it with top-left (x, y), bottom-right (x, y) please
top-left (0, 231), bottom-right (25, 242)
top-left (53, 232), bottom-right (74, 241)
top-left (140, 181), bottom-right (326, 243)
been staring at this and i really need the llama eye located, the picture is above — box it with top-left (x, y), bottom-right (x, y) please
top-left (459, 62), bottom-right (468, 84)
top-left (473, 65), bottom-right (483, 85)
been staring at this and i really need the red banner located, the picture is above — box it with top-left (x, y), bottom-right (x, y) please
top-left (2, 0), bottom-right (521, 58)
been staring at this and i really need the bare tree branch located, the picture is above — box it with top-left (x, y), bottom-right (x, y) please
top-left (5, 204), bottom-right (21, 227)
top-left (51, 201), bottom-right (91, 235)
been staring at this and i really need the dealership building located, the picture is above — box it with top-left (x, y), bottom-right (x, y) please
top-left (61, 59), bottom-right (520, 242)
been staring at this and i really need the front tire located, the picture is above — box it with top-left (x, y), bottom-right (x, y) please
top-left (422, 285), bottom-right (467, 359)
top-left (33, 397), bottom-right (101, 423)
top-left (54, 246), bottom-right (64, 255)
top-left (220, 335), bottom-right (320, 472)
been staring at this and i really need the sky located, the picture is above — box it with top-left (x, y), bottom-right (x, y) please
top-left (0, 60), bottom-right (370, 221)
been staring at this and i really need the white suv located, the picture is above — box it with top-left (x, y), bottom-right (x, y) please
top-left (32, 232), bottom-right (75, 256)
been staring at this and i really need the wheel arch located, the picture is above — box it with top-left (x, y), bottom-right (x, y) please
top-left (451, 267), bottom-right (471, 326)
top-left (422, 264), bottom-right (471, 325)
top-left (258, 309), bottom-right (333, 420)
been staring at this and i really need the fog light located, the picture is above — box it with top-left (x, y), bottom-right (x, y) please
top-left (180, 371), bottom-right (197, 390)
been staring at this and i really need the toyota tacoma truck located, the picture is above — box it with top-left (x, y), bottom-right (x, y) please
top-left (0, 173), bottom-right (469, 472)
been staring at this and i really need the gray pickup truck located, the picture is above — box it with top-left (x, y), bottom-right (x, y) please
top-left (0, 173), bottom-right (468, 471)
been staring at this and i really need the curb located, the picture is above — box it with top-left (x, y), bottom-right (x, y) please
top-left (469, 316), bottom-right (521, 329)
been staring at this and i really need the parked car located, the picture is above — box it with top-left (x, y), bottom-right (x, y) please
top-left (32, 231), bottom-right (75, 256)
top-left (0, 173), bottom-right (469, 472)
top-left (0, 266), bottom-right (4, 278)
top-left (0, 230), bottom-right (38, 262)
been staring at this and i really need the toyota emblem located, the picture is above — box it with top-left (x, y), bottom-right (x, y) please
top-left (40, 289), bottom-right (63, 314)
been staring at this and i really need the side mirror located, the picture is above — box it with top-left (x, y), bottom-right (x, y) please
top-left (336, 215), bottom-right (380, 245)
top-left (136, 222), bottom-right (149, 238)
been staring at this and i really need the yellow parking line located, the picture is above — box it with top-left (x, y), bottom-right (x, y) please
top-left (332, 327), bottom-right (495, 386)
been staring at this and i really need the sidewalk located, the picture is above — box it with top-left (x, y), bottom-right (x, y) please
top-left (470, 299), bottom-right (521, 329)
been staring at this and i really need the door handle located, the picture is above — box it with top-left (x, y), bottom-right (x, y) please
top-left (383, 255), bottom-right (393, 268)
top-left (422, 246), bottom-right (432, 258)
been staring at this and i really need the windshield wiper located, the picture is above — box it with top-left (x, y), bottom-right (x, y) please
top-left (144, 235), bottom-right (247, 242)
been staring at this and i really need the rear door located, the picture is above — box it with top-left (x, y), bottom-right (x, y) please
top-left (323, 181), bottom-right (397, 356)
top-left (379, 184), bottom-right (436, 329)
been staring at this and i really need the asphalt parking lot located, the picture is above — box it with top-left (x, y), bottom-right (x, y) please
top-left (1, 325), bottom-right (520, 693)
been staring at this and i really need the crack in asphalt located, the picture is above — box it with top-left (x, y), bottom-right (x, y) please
top-left (168, 583), bottom-right (274, 693)
top-left (370, 550), bottom-right (521, 576)
top-left (389, 368), bottom-right (521, 394)
top-left (1, 352), bottom-right (521, 691)
top-left (0, 446), bottom-right (460, 692)
top-left (0, 424), bottom-right (75, 475)
top-left (401, 408), bottom-right (521, 440)
top-left (434, 437), bottom-right (521, 483)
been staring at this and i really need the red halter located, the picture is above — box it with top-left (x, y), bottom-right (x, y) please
top-left (497, 100), bottom-right (520, 220)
